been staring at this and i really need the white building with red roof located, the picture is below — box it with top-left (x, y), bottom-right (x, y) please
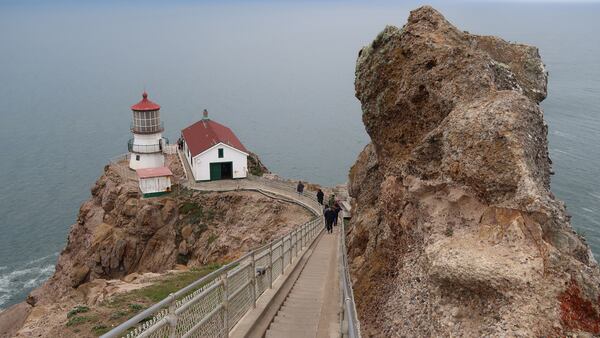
top-left (136, 167), bottom-right (173, 197)
top-left (181, 110), bottom-right (249, 181)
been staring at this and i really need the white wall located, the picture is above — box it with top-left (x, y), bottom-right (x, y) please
top-left (190, 143), bottom-right (248, 181)
top-left (129, 152), bottom-right (164, 170)
top-left (139, 176), bottom-right (172, 194)
top-left (129, 132), bottom-right (165, 170)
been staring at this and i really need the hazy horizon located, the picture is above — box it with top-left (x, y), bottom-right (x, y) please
top-left (0, 0), bottom-right (599, 309)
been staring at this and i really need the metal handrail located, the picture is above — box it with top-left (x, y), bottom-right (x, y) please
top-left (127, 137), bottom-right (169, 154)
top-left (102, 189), bottom-right (323, 338)
top-left (339, 215), bottom-right (362, 338)
top-left (247, 175), bottom-right (321, 204)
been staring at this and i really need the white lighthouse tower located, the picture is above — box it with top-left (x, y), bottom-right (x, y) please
top-left (128, 92), bottom-right (166, 170)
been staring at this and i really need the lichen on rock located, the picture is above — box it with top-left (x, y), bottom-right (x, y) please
top-left (348, 6), bottom-right (600, 337)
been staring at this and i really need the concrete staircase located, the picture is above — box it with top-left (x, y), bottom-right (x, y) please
top-left (265, 229), bottom-right (339, 338)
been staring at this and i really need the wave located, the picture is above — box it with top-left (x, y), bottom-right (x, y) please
top-left (22, 253), bottom-right (59, 268)
top-left (0, 254), bottom-right (58, 309)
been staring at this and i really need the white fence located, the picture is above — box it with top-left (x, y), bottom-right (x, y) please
top-left (163, 144), bottom-right (178, 155)
top-left (102, 214), bottom-right (323, 338)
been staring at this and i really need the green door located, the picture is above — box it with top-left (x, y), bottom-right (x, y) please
top-left (210, 163), bottom-right (222, 180)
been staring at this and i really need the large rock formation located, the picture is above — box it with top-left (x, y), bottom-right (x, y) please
top-left (348, 6), bottom-right (600, 337)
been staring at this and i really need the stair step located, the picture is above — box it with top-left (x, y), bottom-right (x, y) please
top-left (269, 321), bottom-right (318, 332)
top-left (265, 329), bottom-right (314, 338)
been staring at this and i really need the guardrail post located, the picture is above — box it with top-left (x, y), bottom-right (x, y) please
top-left (281, 237), bottom-right (285, 272)
top-left (222, 275), bottom-right (229, 338)
top-left (269, 242), bottom-right (273, 289)
top-left (250, 251), bottom-right (256, 308)
top-left (167, 294), bottom-right (177, 338)
top-left (293, 230), bottom-right (297, 257)
top-left (289, 235), bottom-right (293, 263)
top-left (303, 225), bottom-right (307, 248)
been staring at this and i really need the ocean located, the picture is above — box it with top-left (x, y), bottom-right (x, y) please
top-left (0, 1), bottom-right (599, 310)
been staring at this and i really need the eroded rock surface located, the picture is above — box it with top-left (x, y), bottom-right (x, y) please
top-left (348, 6), bottom-right (600, 337)
top-left (29, 162), bottom-right (312, 307)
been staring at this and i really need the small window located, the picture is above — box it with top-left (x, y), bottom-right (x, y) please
top-left (218, 148), bottom-right (224, 158)
top-left (136, 155), bottom-right (140, 161)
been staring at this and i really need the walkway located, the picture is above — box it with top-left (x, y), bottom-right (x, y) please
top-left (102, 151), bottom-right (351, 338)
top-left (266, 229), bottom-right (340, 338)
top-left (177, 149), bottom-right (342, 337)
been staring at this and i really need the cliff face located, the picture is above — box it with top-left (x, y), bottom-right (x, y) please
top-left (30, 161), bottom-right (312, 306)
top-left (348, 6), bottom-right (600, 337)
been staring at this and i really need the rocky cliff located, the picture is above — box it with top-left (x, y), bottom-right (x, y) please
top-left (0, 153), bottom-right (313, 337)
top-left (27, 159), bottom-right (311, 306)
top-left (348, 6), bottom-right (600, 337)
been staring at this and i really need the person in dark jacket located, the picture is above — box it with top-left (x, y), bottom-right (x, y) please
top-left (297, 181), bottom-right (304, 195)
top-left (333, 202), bottom-right (341, 227)
top-left (324, 205), bottom-right (336, 234)
top-left (316, 189), bottom-right (324, 205)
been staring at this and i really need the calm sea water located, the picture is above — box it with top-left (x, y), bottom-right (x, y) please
top-left (0, 1), bottom-right (599, 310)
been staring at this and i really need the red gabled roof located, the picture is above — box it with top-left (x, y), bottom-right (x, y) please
top-left (131, 92), bottom-right (161, 111)
top-left (182, 119), bottom-right (248, 157)
top-left (136, 166), bottom-right (173, 179)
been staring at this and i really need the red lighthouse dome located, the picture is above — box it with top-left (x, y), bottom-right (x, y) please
top-left (130, 91), bottom-right (163, 134)
top-left (131, 91), bottom-right (161, 111)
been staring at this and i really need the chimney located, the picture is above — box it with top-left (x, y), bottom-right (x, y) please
top-left (202, 109), bottom-right (209, 120)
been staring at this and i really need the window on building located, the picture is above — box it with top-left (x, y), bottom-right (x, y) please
top-left (218, 148), bottom-right (224, 158)
top-left (136, 155), bottom-right (140, 161)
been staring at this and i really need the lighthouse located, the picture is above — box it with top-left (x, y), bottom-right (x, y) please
top-left (128, 92), bottom-right (167, 170)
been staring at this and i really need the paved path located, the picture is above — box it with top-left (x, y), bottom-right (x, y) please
top-left (176, 149), bottom-right (340, 337)
top-left (265, 228), bottom-right (340, 338)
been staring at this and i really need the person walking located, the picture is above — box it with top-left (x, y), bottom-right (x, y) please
top-left (316, 189), bottom-right (324, 205)
top-left (297, 181), bottom-right (304, 195)
top-left (324, 205), bottom-right (335, 234)
top-left (333, 202), bottom-right (341, 227)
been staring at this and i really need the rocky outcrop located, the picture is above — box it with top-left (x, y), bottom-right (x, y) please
top-left (348, 6), bottom-right (600, 337)
top-left (248, 151), bottom-right (270, 176)
top-left (29, 161), bottom-right (312, 306)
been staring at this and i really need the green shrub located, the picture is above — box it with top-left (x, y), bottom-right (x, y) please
top-left (128, 303), bottom-right (144, 312)
top-left (91, 324), bottom-right (109, 335)
top-left (179, 202), bottom-right (213, 224)
top-left (207, 234), bottom-right (218, 246)
top-left (179, 202), bottom-right (199, 214)
top-left (67, 306), bottom-right (90, 318)
top-left (66, 316), bottom-right (90, 327)
top-left (193, 223), bottom-right (208, 236)
top-left (110, 310), bottom-right (127, 319)
top-left (444, 227), bottom-right (454, 237)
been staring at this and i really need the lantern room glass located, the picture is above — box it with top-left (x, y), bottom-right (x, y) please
top-left (132, 110), bottom-right (162, 133)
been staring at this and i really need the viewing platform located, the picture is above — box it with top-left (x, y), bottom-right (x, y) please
top-left (127, 137), bottom-right (169, 154)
